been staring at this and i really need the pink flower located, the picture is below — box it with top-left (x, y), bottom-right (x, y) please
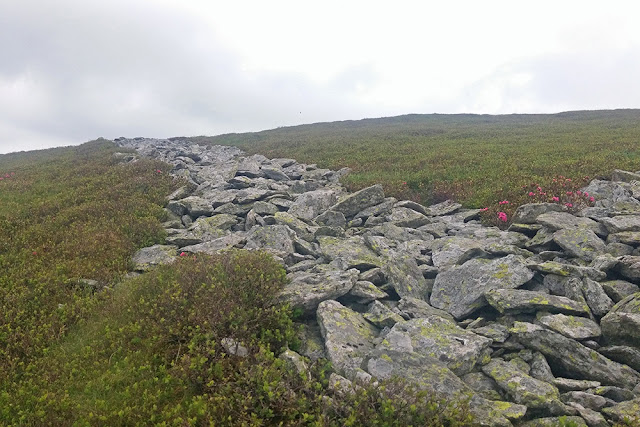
top-left (156, 169), bottom-right (162, 173)
top-left (480, 207), bottom-right (489, 212)
top-left (552, 196), bottom-right (559, 202)
top-left (565, 203), bottom-right (573, 208)
top-left (32, 251), bottom-right (37, 255)
top-left (583, 192), bottom-right (589, 197)
top-left (497, 212), bottom-right (508, 222)
top-left (528, 192), bottom-right (535, 196)
top-left (576, 191), bottom-right (582, 196)
top-left (566, 191), bottom-right (572, 196)
top-left (589, 197), bottom-right (595, 202)
top-left (402, 181), bottom-right (407, 185)
top-left (180, 252), bottom-right (187, 257)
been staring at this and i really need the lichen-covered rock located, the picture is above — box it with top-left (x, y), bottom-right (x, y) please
top-left (580, 278), bottom-right (614, 317)
top-left (317, 300), bottom-right (378, 378)
top-left (288, 189), bottom-right (339, 220)
top-left (273, 211), bottom-right (316, 241)
top-left (598, 345), bottom-right (640, 371)
top-left (365, 349), bottom-right (513, 427)
top-left (347, 280), bottom-right (388, 304)
top-left (461, 372), bottom-right (504, 401)
top-left (387, 207), bottom-right (431, 228)
top-left (552, 228), bottom-right (606, 262)
top-left (317, 235), bottom-right (382, 270)
top-left (485, 289), bottom-right (591, 316)
top-left (600, 215), bottom-right (640, 233)
top-left (535, 312), bottom-right (601, 340)
top-left (512, 203), bottom-right (565, 224)
top-left (363, 301), bottom-right (404, 328)
top-left (601, 397), bottom-right (640, 424)
top-left (526, 260), bottom-right (607, 281)
top-left (382, 250), bottom-right (430, 300)
top-left (510, 322), bottom-right (640, 389)
top-left (430, 255), bottom-right (535, 319)
top-left (397, 297), bottom-right (455, 321)
top-left (536, 211), bottom-right (606, 235)
top-left (600, 293), bottom-right (640, 349)
top-left (329, 184), bottom-right (385, 219)
top-left (482, 358), bottom-right (563, 413)
top-left (280, 268), bottom-right (357, 316)
top-left (517, 417), bottom-right (587, 427)
top-left (379, 316), bottom-right (492, 376)
top-left (430, 236), bottom-right (487, 268)
top-left (179, 196), bottom-right (214, 217)
top-left (244, 224), bottom-right (296, 254)
top-left (615, 256), bottom-right (640, 280)
top-left (132, 244), bottom-right (177, 271)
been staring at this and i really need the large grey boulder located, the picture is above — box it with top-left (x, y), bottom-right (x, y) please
top-left (581, 278), bottom-right (614, 317)
top-left (600, 215), bottom-right (640, 233)
top-left (482, 358), bottom-right (563, 413)
top-left (430, 236), bottom-right (487, 268)
top-left (379, 316), bottom-right (491, 375)
top-left (366, 349), bottom-right (516, 427)
top-left (132, 244), bottom-right (177, 271)
top-left (536, 211), bottom-right (606, 235)
top-left (397, 297), bottom-right (455, 321)
top-left (244, 224), bottom-right (295, 254)
top-left (511, 203), bottom-right (565, 224)
top-left (552, 228), bottom-right (606, 262)
top-left (280, 268), bottom-right (358, 316)
top-left (615, 255), bottom-right (640, 280)
top-left (510, 322), bottom-right (640, 389)
top-left (288, 189), bottom-right (339, 220)
top-left (179, 196), bottom-right (214, 217)
top-left (317, 300), bottom-right (378, 378)
top-left (328, 184), bottom-right (385, 219)
top-left (387, 207), bottom-right (431, 228)
top-left (535, 312), bottom-right (601, 340)
top-left (382, 249), bottom-right (430, 300)
top-left (317, 236), bottom-right (382, 270)
top-left (430, 255), bottom-right (535, 319)
top-left (601, 280), bottom-right (640, 303)
top-left (485, 289), bottom-right (590, 316)
top-left (601, 397), bottom-right (640, 424)
top-left (600, 293), bottom-right (640, 349)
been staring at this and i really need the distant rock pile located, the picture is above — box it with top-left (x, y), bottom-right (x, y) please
top-left (115, 137), bottom-right (640, 426)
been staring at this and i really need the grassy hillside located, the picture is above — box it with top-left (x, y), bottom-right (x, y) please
top-left (185, 110), bottom-right (640, 221)
top-left (0, 140), bottom-right (472, 426)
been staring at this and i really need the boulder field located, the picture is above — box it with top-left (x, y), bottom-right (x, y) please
top-left (116, 137), bottom-right (640, 426)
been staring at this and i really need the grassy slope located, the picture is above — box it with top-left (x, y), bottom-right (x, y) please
top-left (186, 110), bottom-right (640, 213)
top-left (0, 140), bottom-right (472, 426)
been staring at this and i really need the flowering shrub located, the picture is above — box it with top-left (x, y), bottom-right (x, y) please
top-left (480, 175), bottom-right (595, 228)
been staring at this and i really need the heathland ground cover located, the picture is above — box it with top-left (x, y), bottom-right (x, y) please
top-left (191, 110), bottom-right (640, 223)
top-left (0, 140), bottom-right (472, 425)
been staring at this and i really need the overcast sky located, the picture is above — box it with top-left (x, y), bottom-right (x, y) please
top-left (1, 0), bottom-right (639, 154)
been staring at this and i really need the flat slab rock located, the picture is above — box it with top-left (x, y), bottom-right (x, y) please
top-left (378, 316), bottom-right (492, 376)
top-left (280, 268), bottom-right (358, 316)
top-left (535, 312), bottom-right (601, 340)
top-left (484, 289), bottom-right (590, 317)
top-left (430, 254), bottom-right (535, 319)
top-left (511, 321), bottom-right (640, 389)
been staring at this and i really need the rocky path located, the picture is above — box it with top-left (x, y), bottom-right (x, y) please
top-left (115, 137), bottom-right (640, 426)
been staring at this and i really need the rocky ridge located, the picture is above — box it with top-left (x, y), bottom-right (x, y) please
top-left (115, 137), bottom-right (640, 426)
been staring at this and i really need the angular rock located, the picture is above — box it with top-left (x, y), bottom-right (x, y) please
top-left (273, 211), bottom-right (316, 241)
top-left (382, 250), bottom-right (430, 300)
top-left (430, 255), bottom-right (535, 319)
top-left (485, 289), bottom-right (591, 316)
top-left (600, 293), bottom-right (640, 348)
top-left (615, 255), bottom-right (640, 280)
top-left (179, 196), bottom-right (214, 217)
top-left (518, 417), bottom-right (587, 427)
top-left (553, 228), bottom-right (606, 262)
top-left (536, 211), bottom-right (606, 235)
top-left (529, 351), bottom-right (556, 383)
top-left (601, 397), bottom-right (640, 424)
top-left (387, 207), bottom-right (431, 228)
top-left (527, 260), bottom-right (607, 281)
top-left (607, 231), bottom-right (640, 245)
top-left (461, 372), bottom-right (504, 401)
top-left (288, 189), bottom-right (339, 220)
top-left (365, 349), bottom-right (513, 427)
top-left (535, 312), bottom-right (601, 340)
top-left (347, 280), bottom-right (388, 304)
top-left (482, 358), bottom-right (562, 412)
top-left (430, 236), bottom-right (487, 268)
top-left (132, 244), bottom-right (177, 271)
top-left (180, 233), bottom-right (246, 254)
top-left (379, 316), bottom-right (492, 376)
top-left (314, 210), bottom-right (346, 228)
top-left (329, 184), bottom-right (385, 219)
top-left (244, 224), bottom-right (295, 254)
top-left (512, 203), bottom-right (565, 224)
top-left (363, 301), bottom-right (404, 328)
top-left (600, 215), bottom-right (640, 233)
top-left (564, 403), bottom-right (609, 427)
top-left (317, 300), bottom-right (378, 378)
top-left (424, 199), bottom-right (462, 216)
top-left (581, 278), bottom-right (614, 317)
top-left (553, 378), bottom-right (600, 392)
top-left (598, 345), bottom-right (640, 371)
top-left (317, 236), bottom-right (382, 270)
top-left (281, 268), bottom-right (357, 316)
top-left (396, 297), bottom-right (454, 321)
top-left (510, 322), bottom-right (640, 389)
